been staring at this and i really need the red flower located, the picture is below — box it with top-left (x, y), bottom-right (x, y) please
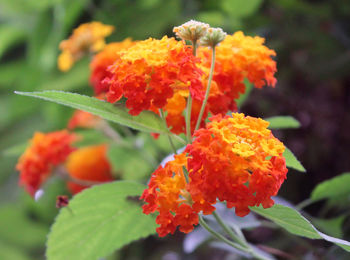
top-left (16, 130), bottom-right (77, 196)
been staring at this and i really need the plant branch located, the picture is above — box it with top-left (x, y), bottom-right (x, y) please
top-left (195, 47), bottom-right (216, 131)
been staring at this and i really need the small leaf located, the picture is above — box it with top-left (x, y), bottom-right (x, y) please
top-left (46, 181), bottom-right (156, 260)
top-left (284, 147), bottom-right (306, 172)
top-left (311, 173), bottom-right (350, 202)
top-left (251, 204), bottom-right (350, 252)
top-left (14, 91), bottom-right (167, 134)
top-left (312, 216), bottom-right (346, 238)
top-left (265, 116), bottom-right (301, 129)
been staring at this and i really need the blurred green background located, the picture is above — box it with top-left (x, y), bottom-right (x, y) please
top-left (1, 0), bottom-right (350, 259)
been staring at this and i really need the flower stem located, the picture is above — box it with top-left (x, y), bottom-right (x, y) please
top-left (198, 215), bottom-right (248, 253)
top-left (185, 41), bottom-right (198, 144)
top-left (159, 109), bottom-right (177, 154)
top-left (195, 47), bottom-right (216, 131)
top-left (185, 95), bottom-right (193, 143)
top-left (212, 211), bottom-right (248, 249)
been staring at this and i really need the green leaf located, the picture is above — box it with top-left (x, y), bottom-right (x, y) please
top-left (46, 181), bottom-right (156, 260)
top-left (14, 91), bottom-right (168, 134)
top-left (283, 147), bottom-right (306, 172)
top-left (251, 204), bottom-right (350, 252)
top-left (220, 0), bottom-right (263, 18)
top-left (107, 144), bottom-right (153, 181)
top-left (311, 173), bottom-right (350, 202)
top-left (0, 206), bottom-right (48, 249)
top-left (0, 25), bottom-right (26, 60)
top-left (312, 216), bottom-right (345, 238)
top-left (236, 81), bottom-right (253, 108)
top-left (265, 116), bottom-right (301, 129)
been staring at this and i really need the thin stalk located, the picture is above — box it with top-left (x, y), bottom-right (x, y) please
top-left (98, 121), bottom-right (157, 167)
top-left (185, 95), bottom-right (193, 143)
top-left (198, 215), bottom-right (248, 253)
top-left (185, 41), bottom-right (198, 143)
top-left (212, 211), bottom-right (248, 249)
top-left (195, 47), bottom-right (216, 131)
top-left (295, 198), bottom-right (314, 210)
top-left (159, 109), bottom-right (177, 154)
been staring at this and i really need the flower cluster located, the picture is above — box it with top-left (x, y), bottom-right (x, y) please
top-left (141, 113), bottom-right (288, 236)
top-left (90, 39), bottom-right (134, 94)
top-left (65, 145), bottom-right (113, 194)
top-left (16, 130), bottom-right (114, 196)
top-left (196, 31), bottom-right (277, 116)
top-left (105, 36), bottom-right (203, 116)
top-left (58, 22), bottom-right (114, 72)
top-left (16, 131), bottom-right (77, 196)
top-left (68, 110), bottom-right (102, 130)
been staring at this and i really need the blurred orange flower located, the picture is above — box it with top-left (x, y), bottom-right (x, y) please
top-left (65, 145), bottom-right (113, 194)
top-left (58, 21), bottom-right (114, 72)
top-left (16, 131), bottom-right (77, 196)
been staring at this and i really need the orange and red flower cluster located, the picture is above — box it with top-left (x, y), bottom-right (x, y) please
top-left (105, 36), bottom-right (203, 115)
top-left (16, 130), bottom-right (77, 196)
top-left (58, 22), bottom-right (114, 72)
top-left (141, 113), bottom-right (288, 236)
top-left (16, 130), bottom-right (113, 196)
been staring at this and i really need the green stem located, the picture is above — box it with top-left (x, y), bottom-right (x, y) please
top-left (185, 41), bottom-right (198, 144)
top-left (195, 47), bottom-right (216, 131)
top-left (212, 211), bottom-right (248, 249)
top-left (295, 198), bottom-right (314, 210)
top-left (159, 109), bottom-right (177, 154)
top-left (185, 95), bottom-right (193, 143)
top-left (198, 215), bottom-right (248, 253)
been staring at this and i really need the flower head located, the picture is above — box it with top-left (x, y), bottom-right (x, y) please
top-left (173, 20), bottom-right (210, 43)
top-left (58, 22), bottom-right (114, 72)
top-left (195, 31), bottom-right (277, 119)
top-left (105, 36), bottom-right (203, 115)
top-left (65, 145), bottom-right (113, 194)
top-left (90, 39), bottom-right (134, 94)
top-left (16, 130), bottom-right (77, 196)
top-left (141, 113), bottom-right (288, 236)
top-left (199, 27), bottom-right (227, 47)
top-left (68, 110), bottom-right (102, 130)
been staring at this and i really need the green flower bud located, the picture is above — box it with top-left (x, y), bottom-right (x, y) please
top-left (199, 27), bottom-right (227, 48)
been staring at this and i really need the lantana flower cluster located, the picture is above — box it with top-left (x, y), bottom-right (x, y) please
top-left (17, 20), bottom-right (288, 240)
top-left (16, 130), bottom-right (113, 197)
top-left (141, 113), bottom-right (288, 236)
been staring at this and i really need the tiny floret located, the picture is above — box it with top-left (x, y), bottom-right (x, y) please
top-left (173, 20), bottom-right (210, 43)
top-left (199, 27), bottom-right (227, 47)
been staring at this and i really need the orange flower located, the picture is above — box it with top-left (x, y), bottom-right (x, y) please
top-left (67, 110), bottom-right (101, 130)
top-left (196, 31), bottom-right (277, 117)
top-left (105, 36), bottom-right (203, 116)
top-left (16, 131), bottom-right (77, 196)
top-left (90, 39), bottom-right (134, 94)
top-left (65, 145), bottom-right (113, 194)
top-left (58, 22), bottom-right (114, 72)
top-left (141, 113), bottom-right (288, 236)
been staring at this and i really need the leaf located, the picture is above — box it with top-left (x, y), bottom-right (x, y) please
top-left (107, 144), bottom-right (153, 181)
top-left (236, 80), bottom-right (253, 108)
top-left (311, 173), bottom-right (350, 201)
top-left (14, 91), bottom-right (167, 134)
top-left (312, 216), bottom-right (346, 238)
top-left (220, 0), bottom-right (263, 18)
top-left (46, 181), bottom-right (156, 260)
top-left (0, 25), bottom-right (25, 60)
top-left (283, 147), bottom-right (306, 172)
top-left (251, 204), bottom-right (350, 252)
top-left (265, 116), bottom-right (301, 129)
top-left (0, 206), bottom-right (48, 249)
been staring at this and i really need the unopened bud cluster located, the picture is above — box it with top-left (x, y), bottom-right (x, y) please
top-left (199, 27), bottom-right (227, 47)
top-left (173, 20), bottom-right (226, 48)
top-left (173, 20), bottom-right (210, 43)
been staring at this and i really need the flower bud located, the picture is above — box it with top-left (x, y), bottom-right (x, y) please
top-left (199, 27), bottom-right (227, 47)
top-left (173, 20), bottom-right (210, 43)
